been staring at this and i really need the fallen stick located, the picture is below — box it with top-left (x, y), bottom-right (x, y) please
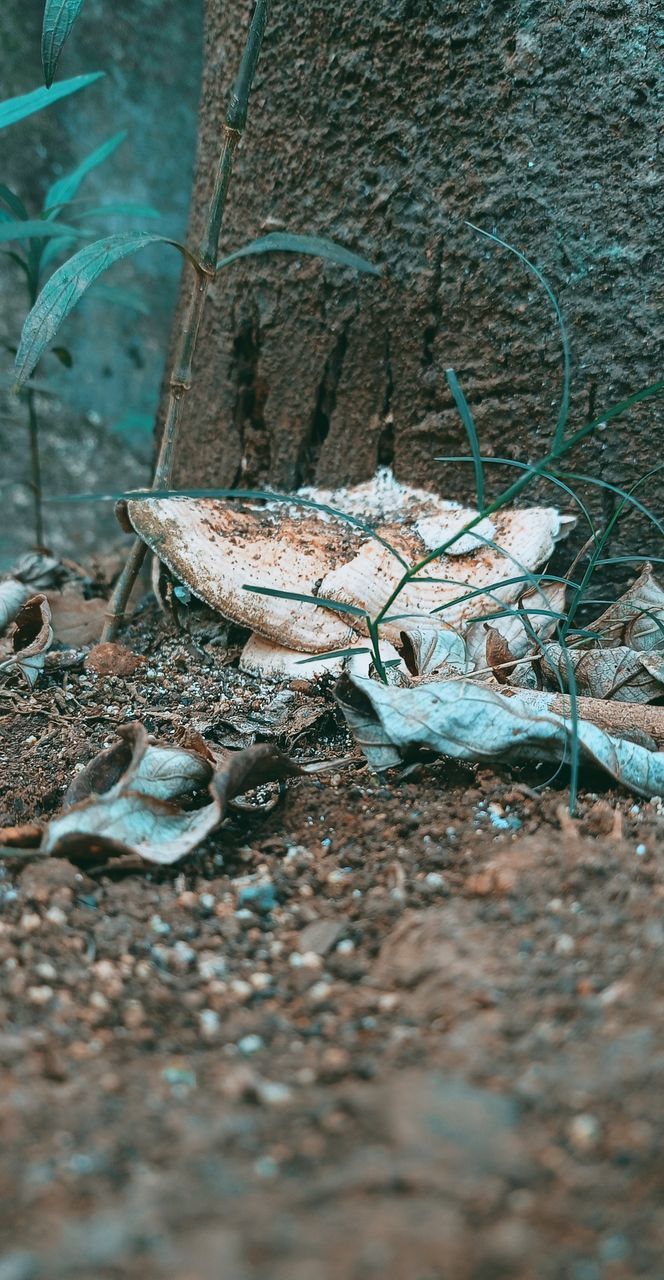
top-left (505, 687), bottom-right (664, 749)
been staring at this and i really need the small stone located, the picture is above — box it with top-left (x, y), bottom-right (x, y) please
top-left (237, 881), bottom-right (278, 914)
top-left (555, 933), bottom-right (576, 955)
top-left (297, 918), bottom-right (344, 956)
top-left (27, 985), bottom-right (53, 1006)
top-left (237, 1033), bottom-right (264, 1055)
top-left (122, 1000), bottom-right (145, 1030)
top-left (308, 981), bottom-right (332, 1002)
top-left (250, 971), bottom-right (272, 991)
top-left (229, 979), bottom-right (253, 1001)
top-left (255, 1079), bottom-right (292, 1107)
top-left (173, 940), bottom-right (196, 969)
top-left (568, 1113), bottom-right (601, 1152)
top-left (45, 906), bottom-right (67, 926)
top-left (199, 1009), bottom-right (220, 1037)
top-left (150, 914), bottom-right (171, 936)
top-left (34, 961), bottom-right (57, 983)
top-left (19, 912), bottom-right (42, 933)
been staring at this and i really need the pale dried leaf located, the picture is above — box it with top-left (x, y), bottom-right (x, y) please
top-left (0, 579), bottom-right (31, 634)
top-left (591, 564), bottom-right (664, 652)
top-left (541, 642), bottom-right (664, 704)
top-left (5, 722), bottom-right (301, 866)
top-left (336, 673), bottom-right (664, 798)
top-left (399, 626), bottom-right (468, 678)
top-left (48, 588), bottom-right (108, 646)
top-left (0, 594), bottom-right (53, 687)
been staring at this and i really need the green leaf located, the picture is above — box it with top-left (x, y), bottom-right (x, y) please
top-left (217, 232), bottom-right (381, 275)
top-left (0, 220), bottom-right (88, 244)
top-left (242, 584), bottom-right (368, 618)
top-left (67, 202), bottom-right (161, 223)
top-left (445, 369), bottom-right (485, 510)
top-left (15, 232), bottom-right (190, 384)
top-left (44, 131), bottom-right (127, 214)
top-left (0, 185), bottom-right (29, 221)
top-left (42, 0), bottom-right (88, 88)
top-left (0, 73), bottom-right (103, 132)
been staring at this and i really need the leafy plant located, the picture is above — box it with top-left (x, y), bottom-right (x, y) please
top-left (2, 88), bottom-right (158, 546)
top-left (16, 0), bottom-right (379, 624)
top-left (42, 1), bottom-right (88, 88)
top-left (0, 73), bottom-right (102, 132)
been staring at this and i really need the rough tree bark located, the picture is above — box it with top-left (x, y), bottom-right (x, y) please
top-left (170, 0), bottom-right (661, 575)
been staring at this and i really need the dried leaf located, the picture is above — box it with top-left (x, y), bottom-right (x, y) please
top-left (14, 552), bottom-right (64, 590)
top-left (541, 642), bottom-right (664, 704)
top-left (484, 625), bottom-right (519, 685)
top-left (399, 626), bottom-right (468, 678)
top-left (464, 580), bottom-right (567, 669)
top-left (0, 595), bottom-right (53, 687)
top-left (0, 579), bottom-right (31, 634)
top-left (48, 588), bottom-right (108, 646)
top-left (336, 673), bottom-right (664, 798)
top-left (591, 564), bottom-right (664, 652)
top-left (1, 723), bottom-right (301, 867)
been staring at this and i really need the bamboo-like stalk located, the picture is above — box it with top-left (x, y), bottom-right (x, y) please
top-left (101, 0), bottom-right (269, 643)
top-left (26, 385), bottom-right (44, 548)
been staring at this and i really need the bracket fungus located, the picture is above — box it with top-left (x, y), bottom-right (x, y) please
top-left (126, 469), bottom-right (575, 678)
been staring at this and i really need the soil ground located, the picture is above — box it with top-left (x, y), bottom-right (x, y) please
top-left (0, 607), bottom-right (663, 1280)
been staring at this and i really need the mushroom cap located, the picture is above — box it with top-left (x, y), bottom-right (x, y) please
top-left (126, 470), bottom-right (574, 653)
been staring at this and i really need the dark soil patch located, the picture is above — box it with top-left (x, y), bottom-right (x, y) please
top-left (0, 610), bottom-right (662, 1279)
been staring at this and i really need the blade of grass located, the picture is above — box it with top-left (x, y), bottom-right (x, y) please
top-left (466, 221), bottom-right (571, 450)
top-left (444, 369), bottom-right (484, 509)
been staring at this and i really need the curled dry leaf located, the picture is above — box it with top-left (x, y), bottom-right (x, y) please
top-left (484, 625), bottom-right (520, 686)
top-left (591, 564), bottom-right (664, 651)
top-left (0, 722), bottom-right (302, 867)
top-left (399, 625), bottom-right (468, 680)
top-left (126, 469), bottom-right (574, 676)
top-left (0, 579), bottom-right (32, 634)
top-left (540, 642), bottom-right (664, 704)
top-left (14, 551), bottom-right (64, 590)
top-left (0, 594), bottom-right (53, 687)
top-left (336, 672), bottom-right (664, 798)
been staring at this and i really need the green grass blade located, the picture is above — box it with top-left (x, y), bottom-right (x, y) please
top-left (558, 469), bottom-right (664, 538)
top-left (242, 584), bottom-right (368, 619)
top-left (444, 369), bottom-right (485, 509)
top-left (42, 0), bottom-right (88, 88)
top-left (435, 454), bottom-right (597, 539)
top-left (14, 232), bottom-right (191, 385)
top-left (466, 221), bottom-right (571, 451)
top-left (296, 646), bottom-right (372, 664)
top-left (0, 73), bottom-right (103, 131)
top-left (0, 185), bottom-right (29, 220)
top-left (217, 232), bottom-right (380, 276)
top-left (44, 131), bottom-right (127, 214)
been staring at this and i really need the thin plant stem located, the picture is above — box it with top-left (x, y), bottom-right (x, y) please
top-left (25, 385), bottom-right (44, 548)
top-left (101, 0), bottom-right (269, 643)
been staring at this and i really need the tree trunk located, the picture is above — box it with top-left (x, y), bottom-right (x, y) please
top-left (171, 0), bottom-right (661, 576)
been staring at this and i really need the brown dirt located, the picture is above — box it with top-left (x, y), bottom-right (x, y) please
top-left (0, 608), bottom-right (663, 1279)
